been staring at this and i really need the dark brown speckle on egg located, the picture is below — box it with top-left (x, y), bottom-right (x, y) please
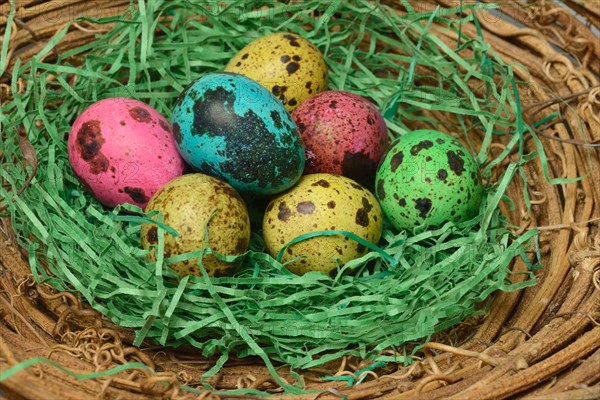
top-left (447, 150), bottom-right (465, 175)
top-left (158, 119), bottom-right (171, 133)
top-left (390, 151), bottom-right (404, 172)
top-left (277, 201), bottom-right (292, 221)
top-left (76, 119), bottom-right (109, 174)
top-left (172, 122), bottom-right (182, 144)
top-left (410, 140), bottom-right (433, 156)
top-left (286, 62), bottom-right (300, 75)
top-left (377, 179), bottom-right (386, 199)
top-left (147, 226), bottom-right (158, 244)
top-left (296, 201), bottom-right (315, 214)
top-left (414, 198), bottom-right (432, 219)
top-left (129, 106), bottom-right (152, 123)
top-left (355, 208), bottom-right (369, 227)
top-left (312, 179), bottom-right (330, 188)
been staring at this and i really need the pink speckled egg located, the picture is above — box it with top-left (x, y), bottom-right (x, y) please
top-left (68, 98), bottom-right (186, 208)
top-left (291, 90), bottom-right (389, 186)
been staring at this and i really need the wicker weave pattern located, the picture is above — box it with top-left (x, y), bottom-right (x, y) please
top-left (1, 1), bottom-right (599, 399)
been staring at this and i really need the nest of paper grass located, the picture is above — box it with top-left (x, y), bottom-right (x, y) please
top-left (0, 0), bottom-right (550, 393)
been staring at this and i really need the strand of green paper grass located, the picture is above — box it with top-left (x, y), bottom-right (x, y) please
top-left (0, 357), bottom-right (211, 396)
top-left (0, 358), bottom-right (151, 382)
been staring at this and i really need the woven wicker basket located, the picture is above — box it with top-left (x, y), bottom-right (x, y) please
top-left (1, 1), bottom-right (599, 399)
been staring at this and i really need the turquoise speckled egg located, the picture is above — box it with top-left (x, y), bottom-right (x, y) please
top-left (171, 72), bottom-right (305, 195)
top-left (375, 130), bottom-right (483, 230)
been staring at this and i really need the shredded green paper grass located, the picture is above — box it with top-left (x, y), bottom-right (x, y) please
top-left (1, 0), bottom-right (546, 393)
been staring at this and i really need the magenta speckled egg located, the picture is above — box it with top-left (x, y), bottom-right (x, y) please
top-left (291, 90), bottom-right (389, 186)
top-left (68, 98), bottom-right (186, 208)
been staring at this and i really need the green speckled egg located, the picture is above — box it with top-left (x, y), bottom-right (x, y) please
top-left (141, 174), bottom-right (251, 277)
top-left (263, 174), bottom-right (383, 276)
top-left (225, 32), bottom-right (327, 111)
top-left (375, 130), bottom-right (483, 230)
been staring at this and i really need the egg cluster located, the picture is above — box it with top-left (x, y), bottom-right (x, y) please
top-left (68, 32), bottom-right (483, 278)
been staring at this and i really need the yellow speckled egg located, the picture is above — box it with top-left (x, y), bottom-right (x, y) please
top-left (141, 174), bottom-right (251, 277)
top-left (262, 174), bottom-right (383, 275)
top-left (225, 32), bottom-right (328, 111)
